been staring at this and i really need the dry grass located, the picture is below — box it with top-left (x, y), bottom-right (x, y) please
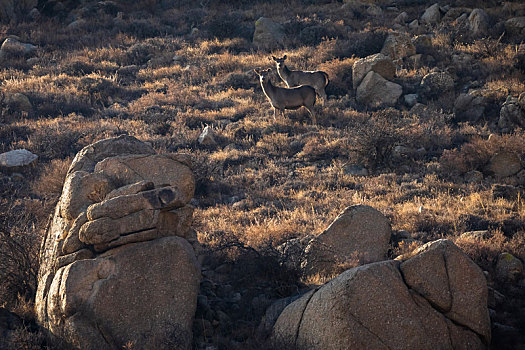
top-left (1, 0), bottom-right (524, 348)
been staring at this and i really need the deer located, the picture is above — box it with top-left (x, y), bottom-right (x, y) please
top-left (254, 68), bottom-right (317, 124)
top-left (271, 55), bottom-right (329, 105)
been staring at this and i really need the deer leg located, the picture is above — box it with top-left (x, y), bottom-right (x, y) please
top-left (318, 89), bottom-right (327, 105)
top-left (273, 107), bottom-right (277, 120)
top-left (306, 105), bottom-right (316, 125)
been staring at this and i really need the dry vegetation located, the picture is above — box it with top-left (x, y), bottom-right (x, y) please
top-left (1, 0), bottom-right (525, 349)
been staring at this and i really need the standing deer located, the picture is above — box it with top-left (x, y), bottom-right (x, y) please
top-left (254, 68), bottom-right (317, 124)
top-left (271, 55), bottom-right (329, 104)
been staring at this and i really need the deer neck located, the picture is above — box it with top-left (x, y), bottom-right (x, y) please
top-left (261, 79), bottom-right (277, 100)
top-left (277, 64), bottom-right (291, 81)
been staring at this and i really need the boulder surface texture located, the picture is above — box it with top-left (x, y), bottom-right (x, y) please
top-left (302, 205), bottom-right (391, 278)
top-left (273, 239), bottom-right (490, 350)
top-left (35, 135), bottom-right (200, 350)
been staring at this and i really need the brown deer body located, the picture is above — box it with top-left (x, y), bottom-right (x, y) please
top-left (272, 55), bottom-right (329, 104)
top-left (254, 68), bottom-right (316, 124)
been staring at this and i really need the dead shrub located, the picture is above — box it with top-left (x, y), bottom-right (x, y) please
top-left (440, 132), bottom-right (525, 175)
top-left (31, 158), bottom-right (71, 200)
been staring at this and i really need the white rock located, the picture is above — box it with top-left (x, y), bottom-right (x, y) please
top-left (0, 149), bottom-right (38, 168)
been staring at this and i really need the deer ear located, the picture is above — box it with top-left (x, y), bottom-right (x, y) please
top-left (272, 56), bottom-right (277, 61)
top-left (253, 69), bottom-right (260, 75)
top-left (283, 54), bottom-right (287, 60)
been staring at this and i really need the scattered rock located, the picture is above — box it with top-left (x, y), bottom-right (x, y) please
top-left (496, 253), bottom-right (523, 282)
top-left (460, 230), bottom-right (490, 240)
top-left (404, 93), bottom-right (418, 107)
top-left (412, 34), bottom-right (432, 53)
top-left (5, 92), bottom-right (32, 112)
top-left (253, 17), bottom-right (285, 51)
top-left (343, 164), bottom-right (369, 176)
top-left (464, 170), bottom-right (483, 183)
top-left (468, 9), bottom-right (490, 37)
top-left (381, 31), bottom-right (416, 61)
top-left (421, 3), bottom-right (441, 25)
top-left (492, 184), bottom-right (521, 201)
top-left (454, 92), bottom-right (486, 122)
top-left (409, 19), bottom-right (420, 31)
top-left (0, 149), bottom-right (37, 169)
top-left (198, 125), bottom-right (217, 146)
top-left (352, 53), bottom-right (396, 90)
top-left (272, 240), bottom-right (490, 349)
top-left (505, 17), bottom-right (525, 38)
top-left (486, 151), bottom-right (522, 178)
top-left (356, 71), bottom-right (403, 108)
top-left (301, 205), bottom-right (391, 278)
top-left (366, 4), bottom-right (382, 16)
top-left (35, 136), bottom-right (200, 350)
top-left (0, 37), bottom-right (37, 61)
top-left (498, 96), bottom-right (525, 132)
top-left (394, 11), bottom-right (408, 24)
top-left (67, 18), bottom-right (87, 30)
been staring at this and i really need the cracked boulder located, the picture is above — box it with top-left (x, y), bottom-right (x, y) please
top-left (270, 239), bottom-right (490, 350)
top-left (301, 205), bottom-right (391, 279)
top-left (35, 135), bottom-right (200, 350)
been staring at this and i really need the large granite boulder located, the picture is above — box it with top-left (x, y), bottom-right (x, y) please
top-left (253, 17), bottom-right (285, 51)
top-left (35, 135), bottom-right (200, 350)
top-left (356, 71), bottom-right (403, 108)
top-left (301, 205), bottom-right (391, 278)
top-left (352, 53), bottom-right (396, 90)
top-left (271, 239), bottom-right (490, 349)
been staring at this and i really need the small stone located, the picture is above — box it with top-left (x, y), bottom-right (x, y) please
top-left (198, 125), bottom-right (217, 146)
top-left (486, 152), bottom-right (522, 178)
top-left (404, 94), bottom-right (418, 107)
top-left (464, 170), bottom-right (483, 183)
top-left (5, 92), bottom-right (32, 112)
top-left (395, 12), bottom-right (408, 24)
top-left (0, 149), bottom-right (38, 168)
top-left (343, 164), bottom-right (368, 176)
top-left (496, 253), bottom-right (523, 282)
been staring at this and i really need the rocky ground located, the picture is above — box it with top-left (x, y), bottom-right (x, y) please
top-left (0, 0), bottom-right (525, 349)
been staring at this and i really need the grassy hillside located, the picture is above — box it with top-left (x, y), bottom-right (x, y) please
top-left (0, 0), bottom-right (524, 348)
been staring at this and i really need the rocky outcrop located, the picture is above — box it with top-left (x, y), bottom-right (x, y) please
top-left (253, 17), bottom-right (285, 51)
top-left (271, 239), bottom-right (490, 350)
top-left (356, 71), bottom-right (403, 108)
top-left (301, 205), bottom-right (391, 278)
top-left (35, 135), bottom-right (201, 350)
top-left (352, 53), bottom-right (396, 90)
